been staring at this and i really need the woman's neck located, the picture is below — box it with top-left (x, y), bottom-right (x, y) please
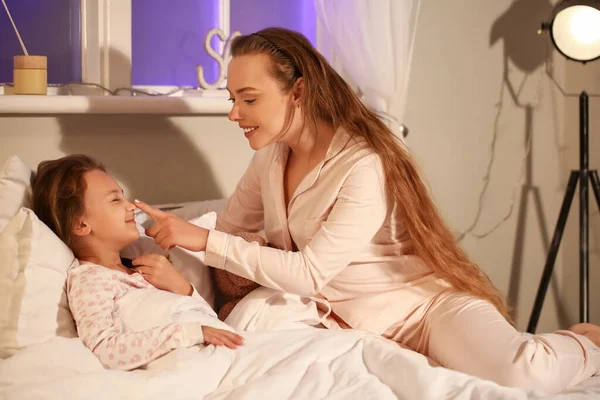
top-left (284, 121), bottom-right (336, 160)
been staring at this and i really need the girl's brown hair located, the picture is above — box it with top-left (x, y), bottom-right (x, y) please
top-left (231, 27), bottom-right (511, 320)
top-left (31, 154), bottom-right (105, 250)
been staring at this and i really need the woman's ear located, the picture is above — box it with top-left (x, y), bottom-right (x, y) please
top-left (73, 218), bottom-right (91, 237)
top-left (292, 77), bottom-right (305, 106)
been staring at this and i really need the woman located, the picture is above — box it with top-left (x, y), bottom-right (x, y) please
top-left (134, 27), bottom-right (600, 392)
top-left (31, 155), bottom-right (243, 371)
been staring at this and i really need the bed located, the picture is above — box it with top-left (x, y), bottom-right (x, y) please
top-left (1, 154), bottom-right (600, 400)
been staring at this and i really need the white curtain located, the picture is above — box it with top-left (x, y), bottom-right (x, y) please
top-left (315, 0), bottom-right (421, 140)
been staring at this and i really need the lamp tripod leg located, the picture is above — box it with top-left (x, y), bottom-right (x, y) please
top-left (590, 171), bottom-right (600, 212)
top-left (527, 171), bottom-right (579, 334)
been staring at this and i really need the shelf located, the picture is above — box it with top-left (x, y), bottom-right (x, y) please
top-left (0, 95), bottom-right (231, 115)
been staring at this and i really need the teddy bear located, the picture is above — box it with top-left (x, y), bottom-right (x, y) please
top-left (212, 231), bottom-right (266, 321)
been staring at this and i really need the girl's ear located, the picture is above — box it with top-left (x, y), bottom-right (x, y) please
top-left (73, 218), bottom-right (91, 237)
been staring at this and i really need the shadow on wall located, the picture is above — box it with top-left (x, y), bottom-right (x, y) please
top-left (490, 0), bottom-right (571, 326)
top-left (55, 48), bottom-right (223, 204)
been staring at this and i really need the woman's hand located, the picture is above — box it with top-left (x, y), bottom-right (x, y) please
top-left (202, 326), bottom-right (244, 349)
top-left (132, 254), bottom-right (192, 296)
top-left (569, 323), bottom-right (600, 347)
top-left (134, 200), bottom-right (209, 251)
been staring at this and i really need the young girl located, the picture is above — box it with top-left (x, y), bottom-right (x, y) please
top-left (134, 27), bottom-right (600, 393)
top-left (31, 155), bottom-right (243, 371)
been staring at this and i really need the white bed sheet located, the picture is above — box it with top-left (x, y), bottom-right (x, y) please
top-left (1, 288), bottom-right (599, 400)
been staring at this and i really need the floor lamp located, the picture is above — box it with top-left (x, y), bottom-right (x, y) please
top-left (528, 0), bottom-right (600, 334)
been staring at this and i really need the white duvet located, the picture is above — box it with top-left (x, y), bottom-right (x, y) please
top-left (1, 288), bottom-right (600, 400)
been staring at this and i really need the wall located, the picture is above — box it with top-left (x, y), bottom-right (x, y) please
top-left (0, 114), bottom-right (250, 204)
top-left (403, 0), bottom-right (600, 332)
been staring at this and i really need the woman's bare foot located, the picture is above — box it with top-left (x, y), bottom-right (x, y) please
top-left (569, 323), bottom-right (600, 347)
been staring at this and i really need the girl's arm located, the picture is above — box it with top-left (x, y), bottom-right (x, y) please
top-left (68, 266), bottom-right (224, 370)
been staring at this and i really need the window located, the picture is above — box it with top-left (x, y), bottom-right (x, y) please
top-left (131, 0), bottom-right (221, 87)
top-left (131, 0), bottom-right (317, 89)
top-left (230, 0), bottom-right (316, 46)
top-left (0, 0), bottom-right (317, 114)
top-left (0, 0), bottom-right (82, 84)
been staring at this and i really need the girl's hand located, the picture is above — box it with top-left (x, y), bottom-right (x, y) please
top-left (134, 200), bottom-right (209, 252)
top-left (132, 254), bottom-right (192, 296)
top-left (202, 326), bottom-right (244, 349)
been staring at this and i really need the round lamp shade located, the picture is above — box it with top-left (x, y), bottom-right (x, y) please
top-left (551, 2), bottom-right (600, 62)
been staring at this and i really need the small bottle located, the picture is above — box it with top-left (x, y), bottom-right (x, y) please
top-left (13, 55), bottom-right (47, 95)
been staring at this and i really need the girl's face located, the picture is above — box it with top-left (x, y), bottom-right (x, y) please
top-left (227, 53), bottom-right (304, 150)
top-left (75, 169), bottom-right (139, 250)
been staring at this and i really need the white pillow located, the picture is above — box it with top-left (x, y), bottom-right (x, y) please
top-left (121, 211), bottom-right (219, 309)
top-left (146, 199), bottom-right (227, 222)
top-left (0, 208), bottom-right (78, 359)
top-left (0, 155), bottom-right (33, 232)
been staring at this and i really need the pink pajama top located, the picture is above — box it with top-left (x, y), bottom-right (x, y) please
top-left (205, 128), bottom-right (451, 335)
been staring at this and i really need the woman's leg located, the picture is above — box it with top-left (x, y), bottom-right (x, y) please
top-left (412, 292), bottom-right (600, 393)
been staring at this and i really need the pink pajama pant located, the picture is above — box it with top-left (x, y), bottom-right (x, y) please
top-left (383, 290), bottom-right (600, 393)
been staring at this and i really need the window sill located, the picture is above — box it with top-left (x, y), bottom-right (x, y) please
top-left (0, 94), bottom-right (231, 115)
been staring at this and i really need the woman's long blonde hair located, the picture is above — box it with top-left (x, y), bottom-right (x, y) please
top-left (231, 27), bottom-right (510, 321)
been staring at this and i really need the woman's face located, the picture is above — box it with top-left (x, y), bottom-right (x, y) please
top-left (227, 53), bottom-right (303, 150)
top-left (78, 169), bottom-right (139, 249)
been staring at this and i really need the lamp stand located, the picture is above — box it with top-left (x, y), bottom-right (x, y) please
top-left (527, 91), bottom-right (600, 333)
